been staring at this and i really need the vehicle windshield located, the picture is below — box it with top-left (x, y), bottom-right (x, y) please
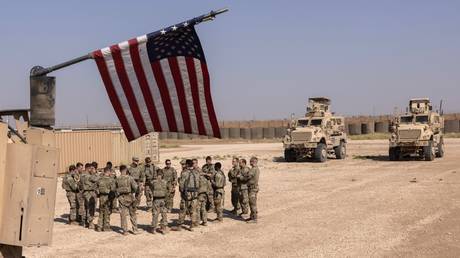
top-left (310, 119), bottom-right (323, 126)
top-left (415, 115), bottom-right (429, 124)
top-left (297, 119), bottom-right (309, 127)
top-left (400, 116), bottom-right (413, 123)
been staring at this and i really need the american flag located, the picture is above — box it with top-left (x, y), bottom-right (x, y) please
top-left (92, 24), bottom-right (220, 141)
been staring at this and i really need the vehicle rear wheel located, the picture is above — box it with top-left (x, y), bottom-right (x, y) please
top-left (284, 149), bottom-right (296, 162)
top-left (389, 147), bottom-right (400, 161)
top-left (423, 141), bottom-right (435, 161)
top-left (334, 142), bottom-right (346, 159)
top-left (436, 139), bottom-right (444, 158)
top-left (314, 143), bottom-right (327, 163)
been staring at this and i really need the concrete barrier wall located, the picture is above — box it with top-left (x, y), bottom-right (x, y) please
top-left (375, 121), bottom-right (389, 133)
top-left (159, 113), bottom-right (460, 140)
top-left (361, 122), bottom-right (375, 134)
top-left (445, 120), bottom-right (460, 133)
top-left (348, 123), bottom-right (362, 135)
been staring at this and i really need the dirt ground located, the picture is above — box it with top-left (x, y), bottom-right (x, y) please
top-left (24, 139), bottom-right (460, 257)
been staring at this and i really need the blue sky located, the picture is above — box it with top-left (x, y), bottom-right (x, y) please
top-left (1, 1), bottom-right (459, 126)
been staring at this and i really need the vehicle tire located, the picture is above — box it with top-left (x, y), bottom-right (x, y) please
top-left (436, 139), bottom-right (444, 158)
top-left (284, 149), bottom-right (296, 162)
top-left (389, 147), bottom-right (400, 161)
top-left (334, 142), bottom-right (346, 159)
top-left (423, 141), bottom-right (435, 161)
top-left (314, 143), bottom-right (327, 163)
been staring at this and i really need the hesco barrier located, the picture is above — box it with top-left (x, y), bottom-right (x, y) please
top-left (55, 130), bottom-right (159, 173)
top-left (348, 123), bottom-right (362, 135)
top-left (240, 128), bottom-right (251, 139)
top-left (251, 127), bottom-right (263, 139)
top-left (444, 120), bottom-right (460, 133)
top-left (275, 127), bottom-right (287, 138)
top-left (375, 121), bottom-right (389, 133)
top-left (361, 122), bottom-right (375, 134)
top-left (220, 128), bottom-right (230, 139)
top-left (229, 128), bottom-right (240, 139)
top-left (263, 127), bottom-right (275, 139)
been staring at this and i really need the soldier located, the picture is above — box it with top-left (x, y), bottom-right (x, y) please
top-left (97, 167), bottom-right (116, 231)
top-left (212, 162), bottom-right (226, 222)
top-left (116, 165), bottom-right (140, 235)
top-left (237, 159), bottom-right (250, 217)
top-left (106, 161), bottom-right (119, 213)
top-left (246, 157), bottom-right (260, 223)
top-left (201, 156), bottom-right (216, 212)
top-left (177, 159), bottom-right (200, 231)
top-left (128, 157), bottom-right (145, 211)
top-left (162, 159), bottom-right (177, 212)
top-left (150, 170), bottom-right (169, 234)
top-left (228, 157), bottom-right (241, 215)
top-left (79, 163), bottom-right (99, 229)
top-left (62, 165), bottom-right (79, 225)
top-left (75, 162), bottom-right (86, 225)
top-left (143, 157), bottom-right (157, 211)
top-left (197, 168), bottom-right (210, 226)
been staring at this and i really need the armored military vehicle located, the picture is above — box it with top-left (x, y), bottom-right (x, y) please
top-left (283, 97), bottom-right (347, 162)
top-left (389, 98), bottom-right (444, 161)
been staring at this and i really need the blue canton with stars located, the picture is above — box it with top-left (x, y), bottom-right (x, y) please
top-left (146, 25), bottom-right (206, 63)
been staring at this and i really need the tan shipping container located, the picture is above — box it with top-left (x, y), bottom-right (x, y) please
top-left (55, 130), bottom-right (158, 172)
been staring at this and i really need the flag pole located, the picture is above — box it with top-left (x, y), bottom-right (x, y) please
top-left (30, 7), bottom-right (229, 77)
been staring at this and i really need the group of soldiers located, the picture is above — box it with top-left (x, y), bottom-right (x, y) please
top-left (61, 155), bottom-right (260, 235)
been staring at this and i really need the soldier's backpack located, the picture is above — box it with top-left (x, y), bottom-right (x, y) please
top-left (198, 175), bottom-right (208, 194)
top-left (99, 177), bottom-right (112, 194)
top-left (61, 175), bottom-right (72, 191)
top-left (152, 180), bottom-right (167, 198)
top-left (184, 171), bottom-right (198, 194)
top-left (117, 176), bottom-right (131, 194)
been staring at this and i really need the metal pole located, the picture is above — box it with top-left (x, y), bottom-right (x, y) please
top-left (8, 124), bottom-right (27, 144)
top-left (30, 8), bottom-right (229, 77)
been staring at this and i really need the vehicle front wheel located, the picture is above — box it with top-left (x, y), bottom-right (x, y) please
top-left (436, 139), bottom-right (444, 158)
top-left (423, 141), bottom-right (435, 161)
top-left (314, 143), bottom-right (327, 163)
top-left (334, 142), bottom-right (346, 159)
top-left (284, 149), bottom-right (296, 162)
top-left (389, 147), bottom-right (400, 161)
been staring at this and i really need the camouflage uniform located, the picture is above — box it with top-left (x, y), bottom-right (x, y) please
top-left (162, 166), bottom-right (178, 211)
top-left (212, 169), bottom-right (226, 221)
top-left (97, 175), bottom-right (116, 231)
top-left (143, 163), bottom-right (158, 210)
top-left (79, 172), bottom-right (99, 228)
top-left (201, 163), bottom-right (216, 211)
top-left (128, 164), bottom-right (145, 210)
top-left (197, 173), bottom-right (210, 225)
top-left (76, 172), bottom-right (86, 224)
top-left (62, 172), bottom-right (79, 224)
top-left (150, 177), bottom-right (169, 233)
top-left (237, 166), bottom-right (250, 215)
top-left (178, 168), bottom-right (200, 230)
top-left (246, 165), bottom-right (260, 221)
top-left (116, 174), bottom-right (139, 234)
top-left (228, 165), bottom-right (241, 213)
top-left (109, 171), bottom-right (118, 213)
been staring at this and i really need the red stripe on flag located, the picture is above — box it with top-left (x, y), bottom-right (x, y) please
top-left (110, 45), bottom-right (148, 136)
top-left (168, 57), bottom-right (192, 134)
top-left (151, 61), bottom-right (178, 132)
top-left (128, 39), bottom-right (163, 132)
top-left (185, 57), bottom-right (206, 135)
top-left (201, 62), bottom-right (221, 138)
top-left (93, 50), bottom-right (135, 141)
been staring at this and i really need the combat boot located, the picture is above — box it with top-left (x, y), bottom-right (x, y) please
top-left (103, 226), bottom-right (111, 232)
top-left (150, 227), bottom-right (156, 234)
top-left (96, 226), bottom-right (102, 232)
top-left (88, 223), bottom-right (95, 230)
top-left (201, 221), bottom-right (207, 226)
top-left (160, 225), bottom-right (167, 235)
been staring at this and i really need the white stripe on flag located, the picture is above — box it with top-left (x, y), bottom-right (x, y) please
top-left (119, 41), bottom-right (154, 133)
top-left (177, 57), bottom-right (199, 134)
top-left (101, 47), bottom-right (141, 138)
top-left (137, 35), bottom-right (169, 132)
top-left (194, 58), bottom-right (213, 136)
top-left (160, 58), bottom-right (185, 133)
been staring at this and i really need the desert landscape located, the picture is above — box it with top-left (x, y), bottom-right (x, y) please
top-left (24, 139), bottom-right (460, 257)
